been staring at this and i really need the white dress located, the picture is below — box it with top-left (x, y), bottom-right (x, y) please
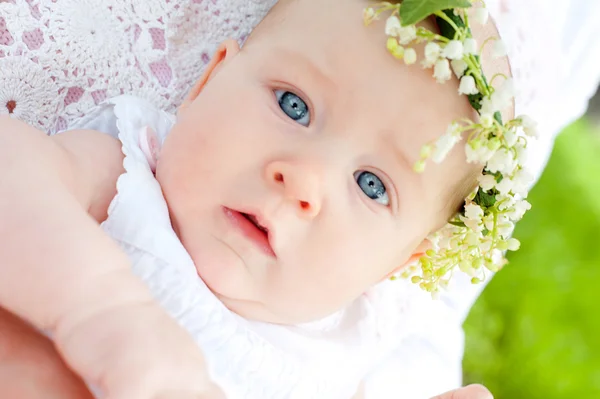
top-left (3, 0), bottom-right (600, 397)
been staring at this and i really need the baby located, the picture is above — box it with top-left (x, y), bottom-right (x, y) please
top-left (0, 0), bottom-right (514, 397)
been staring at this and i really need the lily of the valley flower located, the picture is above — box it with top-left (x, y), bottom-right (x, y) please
top-left (424, 42), bottom-right (441, 67)
top-left (404, 48), bottom-right (417, 65)
top-left (385, 15), bottom-right (402, 36)
top-left (451, 59), bottom-right (468, 78)
top-left (463, 38), bottom-right (478, 55)
top-left (474, 7), bottom-right (489, 25)
top-left (442, 40), bottom-right (464, 60)
top-left (433, 58), bottom-right (452, 83)
top-left (459, 75), bottom-right (479, 95)
top-left (519, 114), bottom-right (539, 137)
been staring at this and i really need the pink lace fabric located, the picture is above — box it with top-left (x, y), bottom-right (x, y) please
top-left (0, 0), bottom-right (276, 134)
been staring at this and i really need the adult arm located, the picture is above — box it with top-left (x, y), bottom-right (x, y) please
top-left (0, 117), bottom-right (220, 398)
top-left (0, 306), bottom-right (94, 399)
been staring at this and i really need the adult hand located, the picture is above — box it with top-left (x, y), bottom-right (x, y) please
top-left (0, 304), bottom-right (226, 399)
top-left (0, 306), bottom-right (94, 399)
top-left (431, 384), bottom-right (493, 399)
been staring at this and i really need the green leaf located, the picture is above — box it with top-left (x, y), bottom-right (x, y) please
top-left (493, 172), bottom-right (504, 183)
top-left (493, 111), bottom-right (503, 126)
top-left (436, 9), bottom-right (466, 39)
top-left (474, 188), bottom-right (498, 208)
top-left (468, 93), bottom-right (483, 112)
top-left (400, 0), bottom-right (472, 26)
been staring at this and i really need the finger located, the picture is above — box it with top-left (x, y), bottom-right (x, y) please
top-left (152, 385), bottom-right (227, 399)
top-left (430, 384), bottom-right (493, 399)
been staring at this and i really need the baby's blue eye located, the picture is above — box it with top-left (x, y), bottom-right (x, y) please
top-left (355, 171), bottom-right (389, 206)
top-left (275, 90), bottom-right (310, 126)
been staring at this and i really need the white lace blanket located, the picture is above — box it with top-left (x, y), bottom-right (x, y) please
top-left (0, 0), bottom-right (276, 133)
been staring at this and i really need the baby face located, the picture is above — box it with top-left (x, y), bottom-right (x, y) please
top-left (156, 0), bottom-right (481, 324)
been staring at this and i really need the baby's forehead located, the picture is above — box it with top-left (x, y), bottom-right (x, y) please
top-left (253, 0), bottom-right (511, 118)
top-left (256, 4), bottom-right (472, 115)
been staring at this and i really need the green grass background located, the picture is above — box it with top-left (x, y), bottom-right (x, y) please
top-left (463, 119), bottom-right (600, 398)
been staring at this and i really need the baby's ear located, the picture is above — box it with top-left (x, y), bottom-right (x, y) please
top-left (178, 39), bottom-right (240, 114)
top-left (381, 239), bottom-right (432, 282)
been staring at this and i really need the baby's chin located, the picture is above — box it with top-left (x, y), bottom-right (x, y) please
top-left (196, 272), bottom-right (342, 325)
top-left (196, 261), bottom-right (362, 325)
top-left (218, 297), bottom-right (338, 325)
top-left (216, 287), bottom-right (354, 325)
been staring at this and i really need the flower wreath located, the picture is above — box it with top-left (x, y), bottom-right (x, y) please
top-left (364, 1), bottom-right (538, 297)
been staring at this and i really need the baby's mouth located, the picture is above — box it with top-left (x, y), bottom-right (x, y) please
top-left (222, 207), bottom-right (275, 258)
top-left (241, 213), bottom-right (269, 236)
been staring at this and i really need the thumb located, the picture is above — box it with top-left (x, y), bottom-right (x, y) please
top-left (430, 384), bottom-right (493, 399)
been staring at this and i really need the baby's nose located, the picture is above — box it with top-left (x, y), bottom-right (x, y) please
top-left (265, 161), bottom-right (322, 219)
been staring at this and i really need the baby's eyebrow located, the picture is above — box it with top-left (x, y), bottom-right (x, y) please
top-left (382, 130), bottom-right (424, 194)
top-left (383, 130), bottom-right (413, 172)
top-left (270, 47), bottom-right (337, 93)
